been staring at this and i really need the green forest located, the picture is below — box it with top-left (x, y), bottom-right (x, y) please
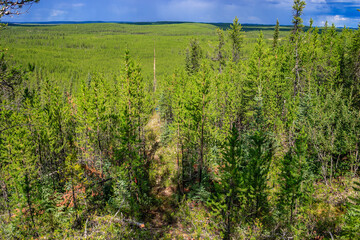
top-left (1, 0), bottom-right (360, 239)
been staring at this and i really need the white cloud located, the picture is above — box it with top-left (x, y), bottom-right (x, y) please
top-left (333, 15), bottom-right (348, 21)
top-left (50, 10), bottom-right (66, 17)
top-left (315, 14), bottom-right (359, 27)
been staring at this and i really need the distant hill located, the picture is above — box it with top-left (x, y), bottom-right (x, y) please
top-left (3, 21), bottom-right (294, 32)
top-left (4, 20), bottom-right (290, 29)
top-left (3, 21), bottom-right (350, 32)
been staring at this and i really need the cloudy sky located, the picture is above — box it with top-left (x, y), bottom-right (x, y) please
top-left (2, 0), bottom-right (360, 28)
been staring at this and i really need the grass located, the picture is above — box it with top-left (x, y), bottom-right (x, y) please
top-left (0, 22), bottom-right (289, 93)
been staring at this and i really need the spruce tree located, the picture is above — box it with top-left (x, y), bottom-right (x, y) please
top-left (184, 63), bottom-right (212, 185)
top-left (278, 128), bottom-right (307, 224)
top-left (185, 39), bottom-right (203, 75)
top-left (218, 125), bottom-right (245, 240)
top-left (244, 90), bottom-right (274, 218)
top-left (116, 50), bottom-right (150, 213)
top-left (245, 31), bottom-right (274, 123)
top-left (348, 26), bottom-right (360, 107)
top-left (213, 28), bottom-right (226, 73)
top-left (273, 19), bottom-right (280, 49)
top-left (291, 0), bottom-right (306, 96)
top-left (228, 17), bottom-right (243, 63)
top-left (291, 0), bottom-right (306, 38)
top-left (210, 124), bottom-right (245, 240)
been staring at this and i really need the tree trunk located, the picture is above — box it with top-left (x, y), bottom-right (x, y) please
top-left (0, 180), bottom-right (11, 221)
top-left (153, 42), bottom-right (156, 92)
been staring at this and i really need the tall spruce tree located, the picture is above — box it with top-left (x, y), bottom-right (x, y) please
top-left (245, 31), bottom-right (274, 123)
top-left (185, 39), bottom-right (203, 75)
top-left (213, 28), bottom-right (226, 73)
top-left (291, 0), bottom-right (306, 38)
top-left (117, 50), bottom-right (150, 213)
top-left (291, 0), bottom-right (306, 96)
top-left (185, 63), bottom-right (212, 185)
top-left (244, 90), bottom-right (274, 218)
top-left (211, 125), bottom-right (245, 240)
top-left (228, 17), bottom-right (243, 63)
top-left (278, 128), bottom-right (307, 224)
top-left (273, 19), bottom-right (280, 49)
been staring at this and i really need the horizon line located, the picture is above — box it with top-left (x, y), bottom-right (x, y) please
top-left (0, 20), bottom-right (355, 29)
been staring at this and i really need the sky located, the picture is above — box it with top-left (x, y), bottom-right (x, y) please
top-left (2, 0), bottom-right (360, 28)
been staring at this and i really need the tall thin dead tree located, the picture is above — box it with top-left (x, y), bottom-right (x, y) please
top-left (153, 40), bottom-right (156, 92)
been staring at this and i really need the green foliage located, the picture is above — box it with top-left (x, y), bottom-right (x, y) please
top-left (273, 19), bottom-right (280, 49)
top-left (244, 93), bottom-right (274, 219)
top-left (292, 0), bottom-right (306, 35)
top-left (0, 51), bottom-right (26, 100)
top-left (172, 199), bottom-right (219, 239)
top-left (2, 6), bottom-right (360, 239)
top-left (278, 128), bottom-right (308, 226)
top-left (211, 125), bottom-right (246, 239)
top-left (343, 180), bottom-right (360, 238)
top-left (213, 28), bottom-right (227, 73)
top-left (185, 38), bottom-right (203, 75)
top-left (245, 31), bottom-right (274, 121)
top-left (228, 17), bottom-right (244, 62)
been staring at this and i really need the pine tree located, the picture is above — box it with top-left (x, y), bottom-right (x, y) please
top-left (5, 93), bottom-right (42, 236)
top-left (169, 70), bottom-right (195, 193)
top-left (278, 127), bottom-right (307, 224)
top-left (77, 73), bottom-right (109, 175)
top-left (164, 70), bottom-right (188, 193)
top-left (185, 63), bottom-right (212, 185)
top-left (245, 31), bottom-right (274, 123)
top-left (213, 28), bottom-right (226, 73)
top-left (228, 17), bottom-right (243, 63)
top-left (291, 0), bottom-right (306, 38)
top-left (185, 39), bottom-right (203, 75)
top-left (244, 90), bottom-right (274, 218)
top-left (40, 79), bottom-right (68, 189)
top-left (116, 50), bottom-right (150, 213)
top-left (348, 26), bottom-right (360, 107)
top-left (291, 0), bottom-right (306, 96)
top-left (218, 125), bottom-right (245, 240)
top-left (273, 19), bottom-right (280, 49)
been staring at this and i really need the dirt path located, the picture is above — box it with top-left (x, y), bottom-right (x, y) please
top-left (144, 112), bottom-right (177, 237)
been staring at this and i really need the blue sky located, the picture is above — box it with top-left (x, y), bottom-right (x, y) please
top-left (2, 0), bottom-right (360, 28)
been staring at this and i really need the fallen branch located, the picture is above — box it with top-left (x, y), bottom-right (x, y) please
top-left (84, 218), bottom-right (88, 238)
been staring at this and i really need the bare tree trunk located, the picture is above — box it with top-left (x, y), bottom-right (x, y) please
top-left (177, 123), bottom-right (183, 194)
top-left (294, 41), bottom-right (300, 96)
top-left (198, 93), bottom-right (205, 185)
top-left (0, 180), bottom-right (11, 221)
top-left (24, 173), bottom-right (36, 230)
top-left (153, 41), bottom-right (156, 92)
